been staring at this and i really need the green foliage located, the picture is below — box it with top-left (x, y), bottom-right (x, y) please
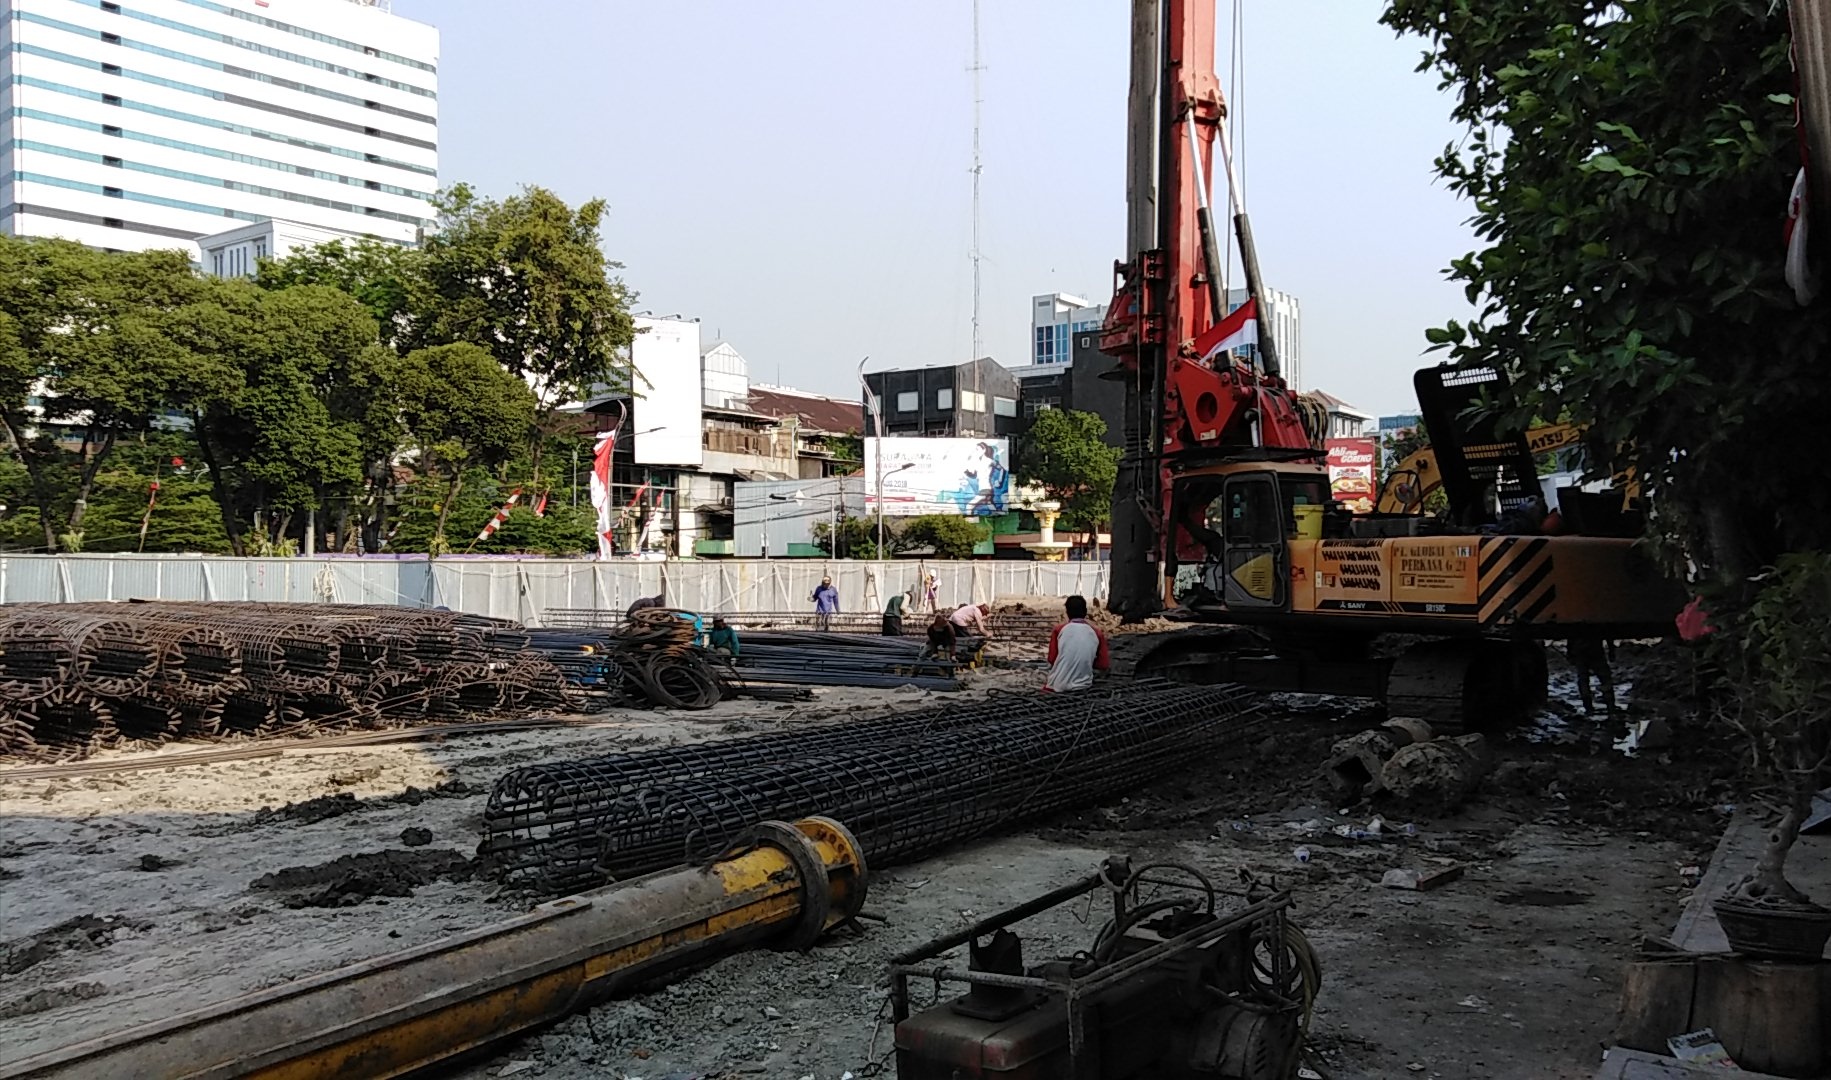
top-left (899, 514), bottom-right (989, 559)
top-left (416, 184), bottom-right (638, 418)
top-left (1705, 553), bottom-right (1831, 901)
top-left (812, 515), bottom-right (893, 559)
top-left (394, 343), bottom-right (538, 552)
top-left (1380, 0), bottom-right (1831, 577)
top-left (1014, 409), bottom-right (1120, 531)
top-left (0, 237), bottom-right (218, 550)
top-left (256, 238), bottom-right (418, 349)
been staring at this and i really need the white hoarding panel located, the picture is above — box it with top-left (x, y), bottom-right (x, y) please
top-left (863, 437), bottom-right (1012, 517)
top-left (631, 316), bottom-right (704, 466)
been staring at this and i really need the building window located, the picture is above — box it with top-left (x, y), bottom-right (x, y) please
top-left (211, 251), bottom-right (222, 276)
top-left (102, 94), bottom-right (122, 106)
top-left (101, 63), bottom-right (121, 75)
top-left (895, 391), bottom-right (918, 413)
top-left (103, 186), bottom-right (123, 198)
top-left (101, 31), bottom-right (121, 44)
top-left (255, 241), bottom-right (266, 259)
top-left (102, 217), bottom-right (124, 229)
top-left (960, 390), bottom-right (986, 413)
top-left (102, 125), bottom-right (122, 136)
top-left (103, 155), bottom-right (122, 168)
top-left (993, 396), bottom-right (1017, 418)
top-left (936, 388), bottom-right (953, 410)
top-left (1025, 398), bottom-right (1060, 416)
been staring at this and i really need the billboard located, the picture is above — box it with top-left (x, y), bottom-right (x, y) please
top-left (863, 436), bottom-right (1012, 517)
top-left (1377, 413), bottom-right (1422, 432)
top-left (630, 316), bottom-right (704, 466)
top-left (1326, 437), bottom-right (1378, 515)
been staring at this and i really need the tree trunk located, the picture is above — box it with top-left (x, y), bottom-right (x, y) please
top-left (191, 419), bottom-right (247, 557)
top-left (433, 471), bottom-right (462, 553)
top-left (67, 428), bottom-right (117, 534)
top-left (1736, 795), bottom-right (1814, 906)
top-left (3, 414), bottom-right (63, 552)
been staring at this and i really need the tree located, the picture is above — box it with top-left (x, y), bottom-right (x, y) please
top-left (413, 185), bottom-right (638, 471)
top-left (0, 238), bottom-right (211, 551)
top-left (393, 343), bottom-right (538, 553)
top-left (813, 514), bottom-right (898, 559)
top-left (1015, 409), bottom-right (1120, 532)
top-left (1381, 1), bottom-right (1831, 907)
top-left (256, 238), bottom-right (420, 350)
top-left (900, 515), bottom-right (988, 559)
top-left (183, 282), bottom-right (393, 555)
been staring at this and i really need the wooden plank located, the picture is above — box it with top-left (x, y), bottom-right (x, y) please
top-left (1692, 957), bottom-right (1825, 1076)
top-left (1614, 957), bottom-right (1699, 1054)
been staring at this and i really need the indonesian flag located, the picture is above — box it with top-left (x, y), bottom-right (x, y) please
top-left (1192, 296), bottom-right (1259, 364)
top-left (589, 428), bottom-right (617, 558)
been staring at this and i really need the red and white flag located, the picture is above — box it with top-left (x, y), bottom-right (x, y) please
top-left (475, 488), bottom-right (523, 543)
top-left (531, 492), bottom-right (549, 518)
top-left (589, 429), bottom-right (618, 558)
top-left (1192, 296), bottom-right (1259, 364)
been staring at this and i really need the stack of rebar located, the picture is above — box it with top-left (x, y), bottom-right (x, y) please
top-left (0, 602), bottom-right (572, 760)
top-left (479, 682), bottom-right (1263, 894)
top-left (544, 607), bottom-right (1061, 643)
top-left (726, 630), bottom-right (960, 691)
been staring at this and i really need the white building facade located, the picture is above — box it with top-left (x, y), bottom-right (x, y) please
top-left (0, 0), bottom-right (437, 257)
top-left (1031, 292), bottom-right (1105, 366)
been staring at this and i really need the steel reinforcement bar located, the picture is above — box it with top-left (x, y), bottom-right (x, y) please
top-left (482, 683), bottom-right (1262, 894)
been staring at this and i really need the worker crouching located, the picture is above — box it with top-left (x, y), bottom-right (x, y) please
top-left (1045, 595), bottom-right (1111, 692)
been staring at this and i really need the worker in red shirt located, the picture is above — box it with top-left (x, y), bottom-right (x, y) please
top-left (1045, 595), bottom-right (1110, 692)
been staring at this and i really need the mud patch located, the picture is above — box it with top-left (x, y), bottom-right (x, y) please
top-left (3, 915), bottom-right (153, 976)
top-left (1497, 888), bottom-right (1592, 907)
top-left (0, 981), bottom-right (107, 1021)
top-left (249, 849), bottom-right (474, 908)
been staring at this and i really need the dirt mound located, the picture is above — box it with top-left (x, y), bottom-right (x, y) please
top-left (0, 981), bottom-right (106, 1021)
top-left (249, 849), bottom-right (475, 908)
top-left (3, 914), bottom-right (152, 976)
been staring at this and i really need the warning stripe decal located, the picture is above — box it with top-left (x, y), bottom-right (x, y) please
top-left (1479, 537), bottom-right (1557, 624)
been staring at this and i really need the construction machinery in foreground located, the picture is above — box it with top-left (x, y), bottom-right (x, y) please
top-left (1099, 0), bottom-right (1681, 729)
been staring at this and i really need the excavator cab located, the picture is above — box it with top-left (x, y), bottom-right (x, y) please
top-left (1169, 464), bottom-right (1334, 613)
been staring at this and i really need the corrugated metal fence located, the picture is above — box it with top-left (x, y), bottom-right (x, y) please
top-left (0, 556), bottom-right (1110, 625)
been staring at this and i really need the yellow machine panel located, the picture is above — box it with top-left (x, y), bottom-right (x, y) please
top-left (1284, 534), bottom-right (1673, 631)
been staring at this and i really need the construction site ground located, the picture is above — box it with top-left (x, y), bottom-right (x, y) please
top-left (0, 644), bottom-right (1737, 1080)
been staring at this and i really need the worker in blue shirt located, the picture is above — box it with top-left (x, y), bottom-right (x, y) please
top-left (812, 576), bottom-right (840, 631)
top-left (707, 617), bottom-right (740, 658)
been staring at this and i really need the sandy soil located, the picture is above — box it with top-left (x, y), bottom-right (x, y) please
top-left (0, 647), bottom-right (1734, 1080)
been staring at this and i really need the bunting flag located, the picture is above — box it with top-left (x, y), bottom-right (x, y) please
top-left (475, 488), bottom-right (523, 544)
top-left (589, 427), bottom-right (618, 559)
top-left (1193, 296), bottom-right (1259, 364)
top-left (531, 492), bottom-right (550, 518)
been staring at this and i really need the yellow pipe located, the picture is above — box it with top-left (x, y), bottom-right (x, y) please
top-left (1, 817), bottom-right (867, 1080)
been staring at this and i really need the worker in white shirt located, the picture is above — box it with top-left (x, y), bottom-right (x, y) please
top-left (1044, 595), bottom-right (1111, 692)
top-left (949, 602), bottom-right (992, 639)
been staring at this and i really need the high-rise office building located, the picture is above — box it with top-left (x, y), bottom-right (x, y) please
top-left (1, 0), bottom-right (437, 257)
top-left (1031, 292), bottom-right (1105, 366)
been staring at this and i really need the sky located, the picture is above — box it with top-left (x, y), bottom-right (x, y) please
top-left (391, 0), bottom-right (1478, 418)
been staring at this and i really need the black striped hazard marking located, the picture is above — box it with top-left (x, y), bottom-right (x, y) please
top-left (1478, 537), bottom-right (1556, 625)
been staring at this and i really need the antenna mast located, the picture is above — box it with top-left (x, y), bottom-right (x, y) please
top-left (970, 0), bottom-right (983, 365)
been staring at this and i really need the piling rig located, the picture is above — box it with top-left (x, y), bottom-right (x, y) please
top-left (1100, 0), bottom-right (1681, 730)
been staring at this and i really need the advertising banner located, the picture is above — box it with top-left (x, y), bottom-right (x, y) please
top-left (1326, 437), bottom-right (1378, 515)
top-left (863, 437), bottom-right (1012, 517)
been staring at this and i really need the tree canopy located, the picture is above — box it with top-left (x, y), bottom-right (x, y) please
top-left (0, 181), bottom-right (638, 556)
top-left (1014, 409), bottom-right (1120, 531)
top-left (1380, 0), bottom-right (1831, 580)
